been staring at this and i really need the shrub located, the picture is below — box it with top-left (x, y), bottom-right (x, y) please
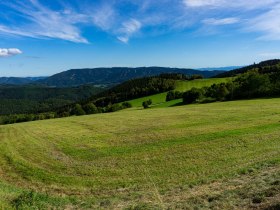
top-left (190, 74), bottom-right (203, 80)
top-left (142, 99), bottom-right (152, 109)
top-left (71, 104), bottom-right (86, 116)
top-left (122, 102), bottom-right (132, 108)
top-left (166, 91), bottom-right (183, 101)
top-left (108, 104), bottom-right (122, 112)
top-left (83, 103), bottom-right (98, 114)
top-left (183, 88), bottom-right (203, 104)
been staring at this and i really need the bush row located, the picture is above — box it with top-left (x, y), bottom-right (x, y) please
top-left (0, 102), bottom-right (132, 125)
top-left (166, 70), bottom-right (280, 104)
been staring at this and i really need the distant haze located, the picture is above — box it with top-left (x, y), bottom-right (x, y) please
top-left (197, 66), bottom-right (243, 71)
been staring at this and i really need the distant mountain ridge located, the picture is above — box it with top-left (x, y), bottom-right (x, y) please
top-left (37, 67), bottom-right (224, 87)
top-left (197, 66), bottom-right (243, 71)
top-left (1, 60), bottom-right (279, 86)
top-left (0, 77), bottom-right (47, 85)
top-left (214, 59), bottom-right (280, 78)
top-left (0, 77), bottom-right (31, 85)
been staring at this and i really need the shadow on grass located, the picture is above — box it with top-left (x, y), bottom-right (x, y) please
top-left (170, 101), bottom-right (185, 107)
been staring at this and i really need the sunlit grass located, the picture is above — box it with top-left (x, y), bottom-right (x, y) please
top-left (128, 77), bottom-right (231, 107)
top-left (0, 98), bottom-right (279, 208)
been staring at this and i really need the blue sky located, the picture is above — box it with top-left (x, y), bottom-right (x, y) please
top-left (1, 0), bottom-right (280, 76)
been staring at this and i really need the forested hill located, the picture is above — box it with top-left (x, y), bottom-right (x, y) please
top-left (37, 67), bottom-right (224, 87)
top-left (0, 77), bottom-right (46, 85)
top-left (0, 77), bottom-right (33, 85)
top-left (214, 59), bottom-right (280, 78)
top-left (0, 84), bottom-right (104, 115)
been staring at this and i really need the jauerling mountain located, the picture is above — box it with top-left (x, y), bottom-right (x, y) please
top-left (37, 67), bottom-right (224, 87)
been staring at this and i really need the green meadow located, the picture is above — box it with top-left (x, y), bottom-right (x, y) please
top-left (127, 77), bottom-right (231, 108)
top-left (0, 98), bottom-right (279, 209)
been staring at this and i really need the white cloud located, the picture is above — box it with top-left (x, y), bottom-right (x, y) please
top-left (0, 1), bottom-right (140, 44)
top-left (248, 5), bottom-right (280, 40)
top-left (1, 0), bottom-right (280, 44)
top-left (90, 4), bottom-right (116, 31)
top-left (183, 0), bottom-right (223, 7)
top-left (0, 48), bottom-right (22, 57)
top-left (183, 0), bottom-right (280, 40)
top-left (203, 18), bottom-right (239, 25)
top-left (0, 0), bottom-right (88, 43)
top-left (117, 19), bottom-right (142, 43)
top-left (183, 0), bottom-right (278, 9)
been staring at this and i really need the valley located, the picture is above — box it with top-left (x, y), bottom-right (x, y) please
top-left (2, 1), bottom-right (280, 208)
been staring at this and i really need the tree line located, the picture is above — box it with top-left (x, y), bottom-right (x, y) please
top-left (0, 84), bottom-right (104, 115)
top-left (166, 70), bottom-right (280, 105)
top-left (0, 74), bottom-right (179, 125)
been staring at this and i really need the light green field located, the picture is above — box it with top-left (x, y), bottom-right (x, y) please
top-left (128, 77), bottom-right (231, 108)
top-left (0, 98), bottom-right (279, 209)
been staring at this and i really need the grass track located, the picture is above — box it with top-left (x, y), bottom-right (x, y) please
top-left (0, 98), bottom-right (279, 209)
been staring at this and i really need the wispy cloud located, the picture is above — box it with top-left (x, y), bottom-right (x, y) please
top-left (0, 0), bottom-right (88, 43)
top-left (89, 3), bottom-right (116, 31)
top-left (183, 0), bottom-right (223, 7)
top-left (248, 5), bottom-right (280, 41)
top-left (183, 0), bottom-right (278, 9)
top-left (183, 0), bottom-right (280, 40)
top-left (0, 0), bottom-right (280, 43)
top-left (117, 19), bottom-right (142, 43)
top-left (0, 48), bottom-right (22, 57)
top-left (202, 18), bottom-right (240, 26)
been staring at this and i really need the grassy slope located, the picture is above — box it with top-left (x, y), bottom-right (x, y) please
top-left (127, 78), bottom-right (231, 108)
top-left (0, 98), bottom-right (279, 209)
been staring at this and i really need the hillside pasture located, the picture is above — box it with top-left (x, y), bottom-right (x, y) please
top-left (0, 98), bottom-right (279, 209)
top-left (128, 77), bottom-right (231, 108)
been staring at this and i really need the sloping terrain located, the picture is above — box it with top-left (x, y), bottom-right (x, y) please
top-left (38, 67), bottom-right (224, 87)
top-left (0, 85), bottom-right (104, 115)
top-left (0, 98), bottom-right (279, 209)
top-left (127, 77), bottom-right (231, 107)
top-left (215, 59), bottom-right (280, 78)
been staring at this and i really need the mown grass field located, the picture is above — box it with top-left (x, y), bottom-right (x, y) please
top-left (0, 98), bottom-right (279, 209)
top-left (128, 77), bottom-right (232, 108)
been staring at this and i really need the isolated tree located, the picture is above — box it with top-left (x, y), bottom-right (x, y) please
top-left (142, 99), bottom-right (152, 109)
top-left (142, 101), bottom-right (149, 109)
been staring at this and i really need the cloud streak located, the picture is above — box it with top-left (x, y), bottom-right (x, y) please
top-left (0, 0), bottom-right (88, 43)
top-left (248, 5), bottom-right (280, 41)
top-left (117, 19), bottom-right (142, 43)
top-left (0, 0), bottom-right (280, 43)
top-left (202, 18), bottom-right (240, 26)
top-left (183, 0), bottom-right (278, 9)
top-left (0, 48), bottom-right (22, 57)
top-left (184, 0), bottom-right (223, 7)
